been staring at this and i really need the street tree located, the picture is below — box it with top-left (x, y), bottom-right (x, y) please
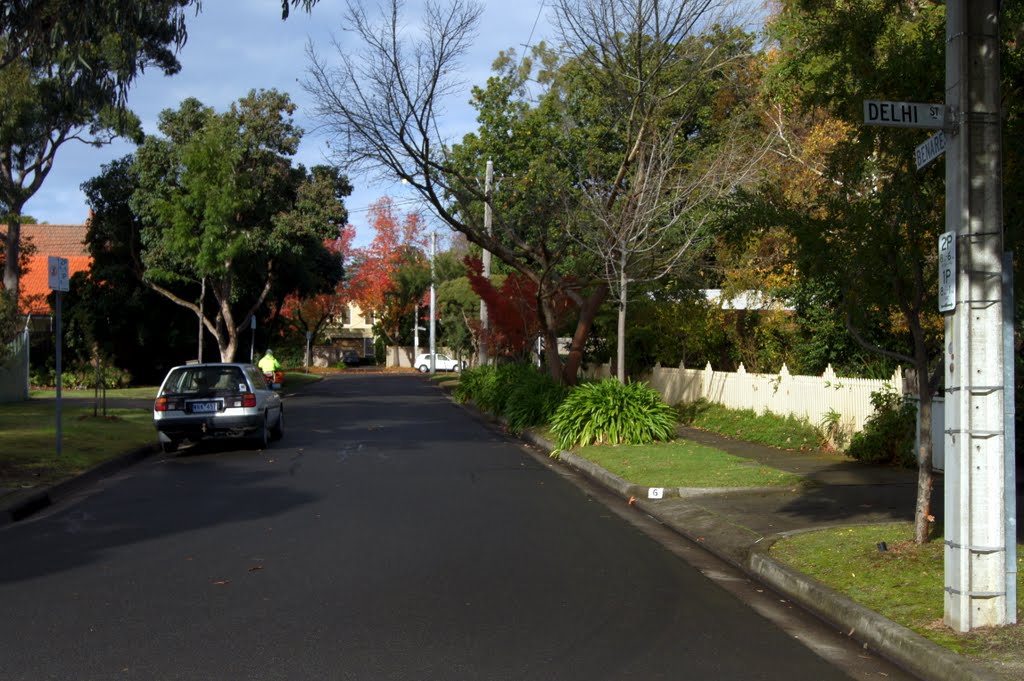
top-left (0, 0), bottom-right (320, 303)
top-left (131, 90), bottom-right (349, 362)
top-left (276, 223), bottom-right (357, 345)
top-left (741, 0), bottom-right (948, 543)
top-left (75, 156), bottom-right (197, 382)
top-left (345, 197), bottom-right (428, 364)
top-left (304, 0), bottom-right (745, 384)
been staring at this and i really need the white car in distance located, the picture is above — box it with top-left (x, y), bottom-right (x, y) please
top-left (414, 353), bottom-right (466, 373)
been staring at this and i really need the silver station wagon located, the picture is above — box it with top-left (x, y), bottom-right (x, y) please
top-left (153, 362), bottom-right (283, 453)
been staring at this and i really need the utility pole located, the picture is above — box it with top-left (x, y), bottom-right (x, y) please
top-left (413, 304), bottom-right (419, 360)
top-left (429, 231), bottom-right (437, 374)
top-left (479, 159), bottom-right (493, 367)
top-left (943, 0), bottom-right (1013, 631)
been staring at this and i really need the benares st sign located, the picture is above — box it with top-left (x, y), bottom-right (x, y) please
top-left (863, 100), bottom-right (946, 129)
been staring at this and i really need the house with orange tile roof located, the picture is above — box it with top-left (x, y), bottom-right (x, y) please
top-left (11, 223), bottom-right (91, 315)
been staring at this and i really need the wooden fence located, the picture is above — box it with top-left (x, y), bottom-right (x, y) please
top-left (585, 362), bottom-right (902, 435)
top-left (0, 329), bottom-right (30, 403)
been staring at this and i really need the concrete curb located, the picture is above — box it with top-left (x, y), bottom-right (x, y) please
top-left (0, 444), bottom-right (159, 528)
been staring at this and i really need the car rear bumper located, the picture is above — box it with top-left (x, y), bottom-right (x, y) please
top-left (154, 413), bottom-right (262, 441)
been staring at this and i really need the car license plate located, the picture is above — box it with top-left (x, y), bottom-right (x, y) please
top-left (190, 401), bottom-right (220, 414)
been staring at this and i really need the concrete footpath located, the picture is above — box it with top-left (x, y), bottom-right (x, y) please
top-left (2, 397), bottom-right (1020, 681)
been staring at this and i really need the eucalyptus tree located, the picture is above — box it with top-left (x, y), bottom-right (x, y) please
top-left (131, 90), bottom-right (349, 362)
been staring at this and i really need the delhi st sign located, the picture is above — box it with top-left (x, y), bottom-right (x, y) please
top-left (863, 100), bottom-right (946, 129)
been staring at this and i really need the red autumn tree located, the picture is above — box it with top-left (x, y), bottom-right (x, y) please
top-left (278, 223), bottom-right (357, 340)
top-left (465, 257), bottom-right (574, 361)
top-left (346, 197), bottom-right (428, 351)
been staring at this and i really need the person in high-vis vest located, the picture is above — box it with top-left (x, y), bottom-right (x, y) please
top-left (258, 349), bottom-right (281, 374)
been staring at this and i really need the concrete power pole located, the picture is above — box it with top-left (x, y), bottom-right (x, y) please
top-left (429, 231), bottom-right (437, 374)
top-left (479, 159), bottom-right (493, 367)
top-left (944, 0), bottom-right (1013, 631)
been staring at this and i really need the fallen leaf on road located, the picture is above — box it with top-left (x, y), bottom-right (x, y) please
top-left (212, 580), bottom-right (230, 585)
top-left (248, 565), bottom-right (264, 572)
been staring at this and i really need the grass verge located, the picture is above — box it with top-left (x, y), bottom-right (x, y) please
top-left (568, 439), bottom-right (805, 488)
top-left (30, 386), bottom-right (158, 400)
top-left (0, 403), bottom-right (154, 488)
top-left (771, 524), bottom-right (1024, 677)
top-left (678, 399), bottom-right (824, 451)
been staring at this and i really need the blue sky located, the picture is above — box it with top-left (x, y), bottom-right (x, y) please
top-left (22, 0), bottom-right (550, 247)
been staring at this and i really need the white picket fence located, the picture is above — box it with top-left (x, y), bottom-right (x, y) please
top-left (586, 362), bottom-right (902, 435)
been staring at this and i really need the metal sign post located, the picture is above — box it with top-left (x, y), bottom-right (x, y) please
top-left (249, 315), bottom-right (256, 364)
top-left (48, 256), bottom-right (69, 456)
top-left (305, 331), bottom-right (312, 371)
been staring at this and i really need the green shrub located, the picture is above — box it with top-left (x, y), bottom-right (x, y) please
top-left (452, 365), bottom-right (498, 408)
top-left (551, 379), bottom-right (677, 449)
top-left (846, 386), bottom-right (916, 466)
top-left (32, 361), bottom-right (133, 389)
top-left (504, 369), bottom-right (569, 434)
top-left (453, 364), bottom-right (566, 430)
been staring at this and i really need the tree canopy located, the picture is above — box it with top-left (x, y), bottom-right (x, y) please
top-left (131, 90), bottom-right (350, 361)
top-left (1, 0), bottom-right (321, 302)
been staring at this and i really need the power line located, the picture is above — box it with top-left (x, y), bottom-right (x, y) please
top-left (517, 0), bottom-right (546, 71)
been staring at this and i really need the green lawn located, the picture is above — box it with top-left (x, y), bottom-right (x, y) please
top-left (571, 439), bottom-right (805, 488)
top-left (677, 399), bottom-right (825, 451)
top-left (771, 524), bottom-right (1024, 676)
top-left (30, 385), bottom-right (158, 400)
top-left (0, 402), bottom-right (155, 487)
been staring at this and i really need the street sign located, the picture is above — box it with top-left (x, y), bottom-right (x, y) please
top-left (863, 100), bottom-right (946, 129)
top-left (939, 231), bottom-right (956, 312)
top-left (47, 256), bottom-right (69, 292)
top-left (915, 130), bottom-right (946, 170)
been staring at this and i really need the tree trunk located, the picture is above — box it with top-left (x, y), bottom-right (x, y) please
top-left (912, 349), bottom-right (936, 544)
top-left (3, 215), bottom-right (23, 300)
top-left (217, 333), bottom-right (237, 363)
top-left (561, 283), bottom-right (609, 386)
top-left (914, 383), bottom-right (935, 543)
top-left (535, 287), bottom-right (563, 383)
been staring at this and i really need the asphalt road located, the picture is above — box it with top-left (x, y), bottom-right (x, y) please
top-left (0, 375), bottom-right (915, 681)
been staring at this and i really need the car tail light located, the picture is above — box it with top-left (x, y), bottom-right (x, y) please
top-left (241, 393), bottom-right (257, 408)
top-left (155, 396), bottom-right (183, 412)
